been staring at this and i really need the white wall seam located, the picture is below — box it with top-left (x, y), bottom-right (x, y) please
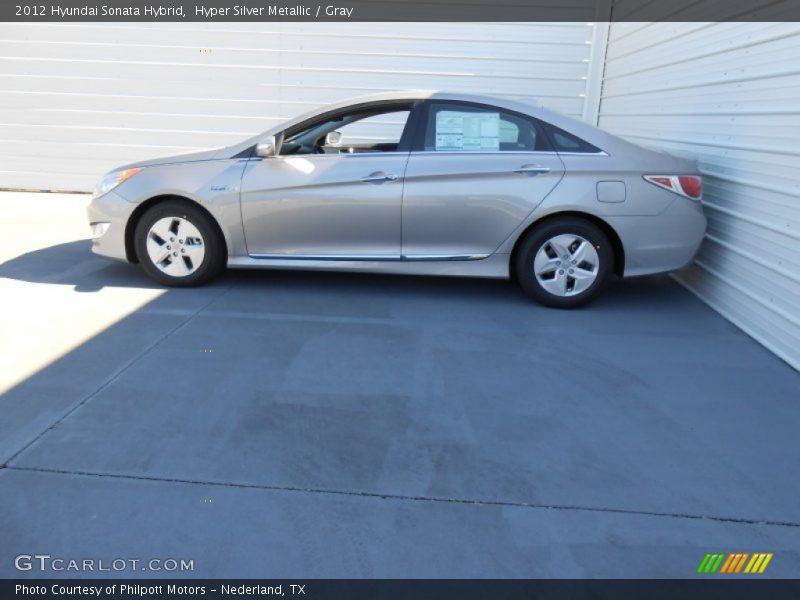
top-left (582, 21), bottom-right (610, 125)
top-left (581, 0), bottom-right (611, 125)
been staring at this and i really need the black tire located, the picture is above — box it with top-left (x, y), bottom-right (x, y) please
top-left (515, 217), bottom-right (613, 308)
top-left (134, 200), bottom-right (226, 287)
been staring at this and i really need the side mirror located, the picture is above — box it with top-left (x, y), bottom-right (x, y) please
top-left (255, 136), bottom-right (278, 158)
top-left (325, 131), bottom-right (343, 147)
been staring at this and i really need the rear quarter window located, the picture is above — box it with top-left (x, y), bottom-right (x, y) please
top-left (541, 122), bottom-right (603, 154)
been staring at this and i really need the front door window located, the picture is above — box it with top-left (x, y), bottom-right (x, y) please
top-left (280, 105), bottom-right (413, 156)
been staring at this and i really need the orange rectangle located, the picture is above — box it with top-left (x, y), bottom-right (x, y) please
top-left (720, 554), bottom-right (736, 574)
top-left (734, 553), bottom-right (749, 573)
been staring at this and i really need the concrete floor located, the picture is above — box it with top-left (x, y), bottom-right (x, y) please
top-left (1, 192), bottom-right (798, 578)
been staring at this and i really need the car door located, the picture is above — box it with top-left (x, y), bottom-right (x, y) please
top-left (239, 104), bottom-right (417, 258)
top-left (401, 100), bottom-right (565, 259)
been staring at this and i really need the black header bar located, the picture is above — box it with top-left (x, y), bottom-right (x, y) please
top-left (3, 0), bottom-right (800, 22)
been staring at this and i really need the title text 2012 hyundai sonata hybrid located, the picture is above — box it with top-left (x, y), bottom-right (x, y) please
top-left (88, 91), bottom-right (706, 307)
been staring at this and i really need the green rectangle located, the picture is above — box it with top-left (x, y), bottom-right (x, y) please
top-left (709, 554), bottom-right (725, 573)
top-left (697, 554), bottom-right (712, 574)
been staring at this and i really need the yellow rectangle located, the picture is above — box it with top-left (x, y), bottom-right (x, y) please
top-left (758, 553), bottom-right (773, 573)
top-left (744, 554), bottom-right (761, 573)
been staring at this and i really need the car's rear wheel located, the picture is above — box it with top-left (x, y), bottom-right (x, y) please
top-left (134, 200), bottom-right (225, 286)
top-left (515, 217), bottom-right (613, 308)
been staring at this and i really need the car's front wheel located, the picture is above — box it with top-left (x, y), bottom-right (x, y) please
top-left (134, 200), bottom-right (225, 286)
top-left (515, 217), bottom-right (613, 308)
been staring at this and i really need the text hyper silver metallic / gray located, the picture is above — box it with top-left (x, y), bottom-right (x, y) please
top-left (87, 91), bottom-right (707, 307)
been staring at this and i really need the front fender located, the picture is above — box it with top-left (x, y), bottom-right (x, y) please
top-left (113, 158), bottom-right (250, 259)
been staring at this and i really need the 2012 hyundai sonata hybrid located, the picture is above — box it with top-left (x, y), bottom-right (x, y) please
top-left (88, 90), bottom-right (706, 307)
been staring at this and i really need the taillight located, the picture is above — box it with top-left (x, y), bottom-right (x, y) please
top-left (644, 175), bottom-right (702, 200)
top-left (678, 176), bottom-right (702, 199)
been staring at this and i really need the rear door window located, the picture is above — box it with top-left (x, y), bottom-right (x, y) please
top-left (422, 102), bottom-right (552, 152)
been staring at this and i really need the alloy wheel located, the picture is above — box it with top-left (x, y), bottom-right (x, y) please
top-left (533, 234), bottom-right (599, 297)
top-left (145, 216), bottom-right (206, 277)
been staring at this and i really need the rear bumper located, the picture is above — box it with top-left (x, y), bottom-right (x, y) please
top-left (86, 190), bottom-right (134, 262)
top-left (608, 197), bottom-right (707, 278)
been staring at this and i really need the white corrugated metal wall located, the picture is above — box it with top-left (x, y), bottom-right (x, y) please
top-left (598, 22), bottom-right (800, 371)
top-left (0, 22), bottom-right (600, 190)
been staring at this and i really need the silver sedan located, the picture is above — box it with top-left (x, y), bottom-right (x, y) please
top-left (88, 91), bottom-right (706, 307)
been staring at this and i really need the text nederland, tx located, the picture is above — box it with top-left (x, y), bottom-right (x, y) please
top-left (45, 4), bottom-right (356, 18)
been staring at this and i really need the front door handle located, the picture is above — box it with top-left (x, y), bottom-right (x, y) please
top-left (513, 164), bottom-right (551, 175)
top-left (361, 172), bottom-right (398, 184)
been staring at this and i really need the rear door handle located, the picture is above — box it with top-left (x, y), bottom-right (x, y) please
top-left (361, 172), bottom-right (398, 183)
top-left (513, 164), bottom-right (551, 175)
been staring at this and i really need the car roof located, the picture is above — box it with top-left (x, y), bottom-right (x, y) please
top-left (317, 89), bottom-right (539, 115)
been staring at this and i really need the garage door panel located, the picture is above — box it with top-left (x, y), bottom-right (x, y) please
top-left (0, 141), bottom-right (199, 165)
top-left (0, 60), bottom-right (593, 96)
top-left (705, 212), bottom-right (800, 271)
top-left (0, 49), bottom-right (591, 84)
top-left (0, 22), bottom-right (597, 190)
top-left (604, 23), bottom-right (797, 76)
top-left (0, 122), bottom-right (240, 149)
top-left (0, 38), bottom-right (594, 66)
top-left (1, 22), bottom-right (595, 54)
top-left (0, 73), bottom-right (589, 109)
top-left (0, 107), bottom-right (274, 135)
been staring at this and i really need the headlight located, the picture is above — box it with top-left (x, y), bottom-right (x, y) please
top-left (93, 167), bottom-right (142, 198)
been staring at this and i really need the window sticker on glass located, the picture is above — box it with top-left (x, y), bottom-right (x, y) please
top-left (435, 111), bottom-right (500, 151)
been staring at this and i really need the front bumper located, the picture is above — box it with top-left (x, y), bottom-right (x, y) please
top-left (87, 190), bottom-right (135, 262)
